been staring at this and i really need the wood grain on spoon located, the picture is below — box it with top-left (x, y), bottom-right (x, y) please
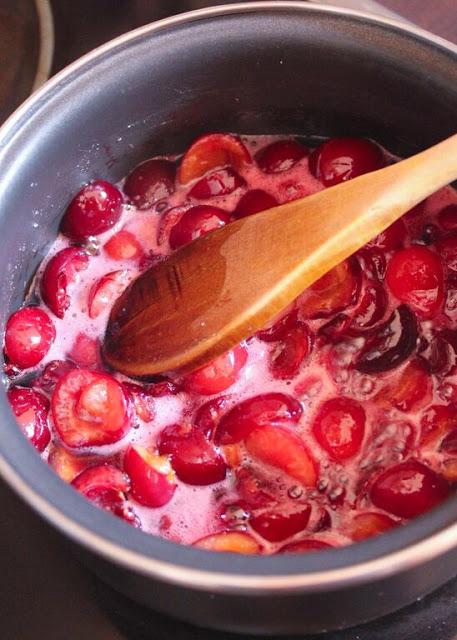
top-left (103, 134), bottom-right (457, 377)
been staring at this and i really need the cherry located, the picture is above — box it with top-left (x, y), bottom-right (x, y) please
top-left (255, 140), bottom-right (308, 173)
top-left (215, 392), bottom-right (302, 445)
top-left (72, 464), bottom-right (140, 527)
top-left (158, 424), bottom-right (227, 485)
top-left (420, 404), bottom-right (457, 447)
top-left (375, 359), bottom-right (431, 412)
top-left (4, 306), bottom-right (55, 369)
top-left (32, 359), bottom-right (75, 393)
top-left (309, 137), bottom-right (384, 187)
top-left (386, 246), bottom-right (444, 318)
top-left (183, 344), bottom-right (247, 395)
top-left (124, 445), bottom-right (176, 507)
top-left (147, 379), bottom-right (182, 396)
top-left (7, 386), bottom-right (50, 452)
top-left (122, 382), bottom-right (155, 422)
top-left (270, 324), bottom-right (313, 380)
top-left (194, 396), bottom-right (230, 439)
top-left (235, 466), bottom-right (278, 509)
top-left (245, 426), bottom-right (317, 486)
top-left (104, 229), bottom-right (143, 261)
top-left (279, 539), bottom-right (333, 553)
top-left (194, 531), bottom-right (261, 554)
top-left (312, 397), bottom-right (365, 461)
top-left (370, 459), bottom-right (449, 518)
top-left (357, 247), bottom-right (387, 280)
top-left (249, 506), bottom-right (311, 542)
top-left (87, 269), bottom-right (131, 319)
top-left (418, 332), bottom-right (457, 376)
top-left (169, 205), bottom-right (230, 249)
top-left (67, 333), bottom-right (100, 368)
top-left (436, 235), bottom-right (457, 273)
top-left (350, 512), bottom-right (397, 542)
top-left (257, 308), bottom-right (299, 342)
top-left (61, 180), bottom-right (123, 240)
top-left (349, 279), bottom-right (387, 332)
top-left (298, 259), bottom-right (360, 319)
top-left (48, 443), bottom-right (96, 483)
top-left (355, 305), bottom-right (418, 374)
top-left (52, 368), bottom-right (131, 448)
top-left (124, 159), bottom-right (176, 209)
top-left (233, 189), bottom-right (278, 219)
top-left (189, 167), bottom-right (245, 199)
top-left (41, 247), bottom-right (89, 318)
top-left (440, 427), bottom-right (457, 455)
top-left (179, 134), bottom-right (251, 185)
top-left (366, 219), bottom-right (407, 252)
top-left (437, 204), bottom-right (457, 231)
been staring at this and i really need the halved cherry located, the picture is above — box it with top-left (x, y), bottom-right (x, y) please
top-left (87, 269), bottom-right (131, 319)
top-left (61, 180), bottom-right (123, 240)
top-left (194, 396), bottom-right (230, 439)
top-left (104, 229), bottom-right (143, 261)
top-left (4, 306), bottom-right (55, 369)
top-left (122, 382), bottom-right (155, 422)
top-left (7, 386), bottom-right (50, 452)
top-left (32, 359), bottom-right (76, 393)
top-left (52, 368), bottom-right (131, 448)
top-left (386, 246), bottom-right (444, 319)
top-left (350, 512), bottom-right (397, 542)
top-left (366, 219), bottom-right (407, 252)
top-left (189, 167), bottom-right (245, 199)
top-left (124, 445), bottom-right (176, 507)
top-left (270, 324), bottom-right (313, 379)
top-left (72, 463), bottom-right (140, 527)
top-left (375, 359), bottom-right (431, 412)
top-left (215, 392), bottom-right (302, 445)
top-left (436, 235), bottom-right (457, 273)
top-left (124, 159), bottom-right (176, 209)
top-left (233, 189), bottom-right (278, 219)
top-left (370, 459), bottom-right (450, 518)
top-left (194, 531), bottom-right (261, 554)
top-left (279, 539), bottom-right (333, 553)
top-left (438, 204), bottom-right (457, 231)
top-left (420, 404), bottom-right (457, 447)
top-left (309, 137), bottom-right (385, 187)
top-left (355, 305), bottom-right (418, 374)
top-left (312, 397), bottom-right (365, 461)
top-left (48, 443), bottom-right (97, 483)
top-left (298, 259), bottom-right (360, 319)
top-left (183, 344), bottom-right (247, 395)
top-left (158, 424), bottom-right (227, 485)
top-left (257, 308), bottom-right (299, 342)
top-left (235, 466), bottom-right (278, 508)
top-left (349, 279), bottom-right (387, 332)
top-left (249, 506), bottom-right (311, 542)
top-left (41, 247), bottom-right (89, 318)
top-left (67, 333), bottom-right (100, 368)
top-left (178, 134), bottom-right (251, 185)
top-left (169, 205), bottom-right (230, 249)
top-left (255, 140), bottom-right (308, 174)
top-left (147, 378), bottom-right (182, 396)
top-left (357, 247), bottom-right (387, 281)
top-left (418, 332), bottom-right (456, 376)
top-left (245, 426), bottom-right (317, 486)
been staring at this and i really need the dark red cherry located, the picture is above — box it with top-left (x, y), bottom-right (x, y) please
top-left (298, 259), bottom-right (360, 319)
top-left (309, 137), bottom-right (385, 187)
top-left (278, 539), bottom-right (333, 553)
top-left (61, 180), bottom-right (123, 240)
top-left (438, 204), bottom-right (457, 231)
top-left (189, 167), bottom-right (245, 199)
top-left (123, 445), bottom-right (176, 507)
top-left (370, 459), bottom-right (449, 518)
top-left (233, 189), bottom-right (278, 219)
top-left (249, 506), bottom-right (311, 542)
top-left (350, 512), bottom-right (397, 541)
top-left (440, 428), bottom-right (457, 455)
top-left (349, 279), bottom-right (387, 332)
top-left (255, 140), bottom-right (308, 173)
top-left (32, 359), bottom-right (76, 393)
top-left (357, 247), bottom-right (387, 280)
top-left (355, 305), bottom-right (418, 374)
top-left (158, 424), bottom-right (227, 485)
top-left (420, 403), bottom-right (457, 447)
top-left (270, 324), bottom-right (313, 379)
top-left (7, 387), bottom-right (50, 452)
top-left (375, 359), bottom-right (431, 413)
top-left (169, 205), bottom-right (230, 249)
top-left (366, 219), bottom-right (407, 252)
top-left (4, 306), bottom-right (55, 369)
top-left (386, 246), bottom-right (444, 319)
top-left (40, 247), bottom-right (89, 318)
top-left (215, 392), bottom-right (302, 445)
top-left (194, 396), bottom-right (230, 439)
top-left (312, 397), bottom-right (365, 460)
top-left (124, 159), bottom-right (176, 209)
top-left (257, 308), bottom-right (299, 342)
top-left (235, 467), bottom-right (278, 509)
top-left (183, 345), bottom-right (247, 395)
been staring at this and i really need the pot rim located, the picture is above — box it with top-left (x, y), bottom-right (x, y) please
top-left (1, 1), bottom-right (457, 595)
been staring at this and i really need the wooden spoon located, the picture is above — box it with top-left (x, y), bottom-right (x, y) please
top-left (103, 134), bottom-right (457, 377)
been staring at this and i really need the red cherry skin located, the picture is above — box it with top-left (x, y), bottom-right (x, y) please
top-left (169, 205), bottom-right (230, 249)
top-left (312, 397), bottom-right (365, 461)
top-left (124, 159), bottom-right (176, 209)
top-left (7, 386), bottom-right (50, 452)
top-left (4, 306), bottom-right (55, 369)
top-left (350, 512), bottom-right (397, 541)
top-left (183, 345), bottom-right (247, 395)
top-left (41, 247), bottom-right (89, 318)
top-left (438, 204), bottom-right (457, 231)
top-left (370, 459), bottom-right (449, 519)
top-left (309, 137), bottom-right (384, 187)
top-left (189, 167), bottom-right (245, 199)
top-left (61, 180), bottom-right (123, 240)
top-left (255, 140), bottom-right (308, 173)
top-left (104, 229), bottom-right (143, 261)
top-left (270, 324), bottom-right (313, 379)
top-left (250, 506), bottom-right (311, 542)
top-left (194, 396), bottom-right (230, 439)
top-left (233, 189), bottom-right (278, 219)
top-left (279, 539), bottom-right (333, 553)
top-left (124, 445), bottom-right (176, 507)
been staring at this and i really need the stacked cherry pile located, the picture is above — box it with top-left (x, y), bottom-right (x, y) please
top-left (3, 133), bottom-right (457, 553)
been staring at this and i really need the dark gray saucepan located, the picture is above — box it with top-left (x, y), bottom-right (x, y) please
top-left (1, 2), bottom-right (457, 635)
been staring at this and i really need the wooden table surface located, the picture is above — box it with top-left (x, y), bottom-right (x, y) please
top-left (382, 0), bottom-right (457, 43)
